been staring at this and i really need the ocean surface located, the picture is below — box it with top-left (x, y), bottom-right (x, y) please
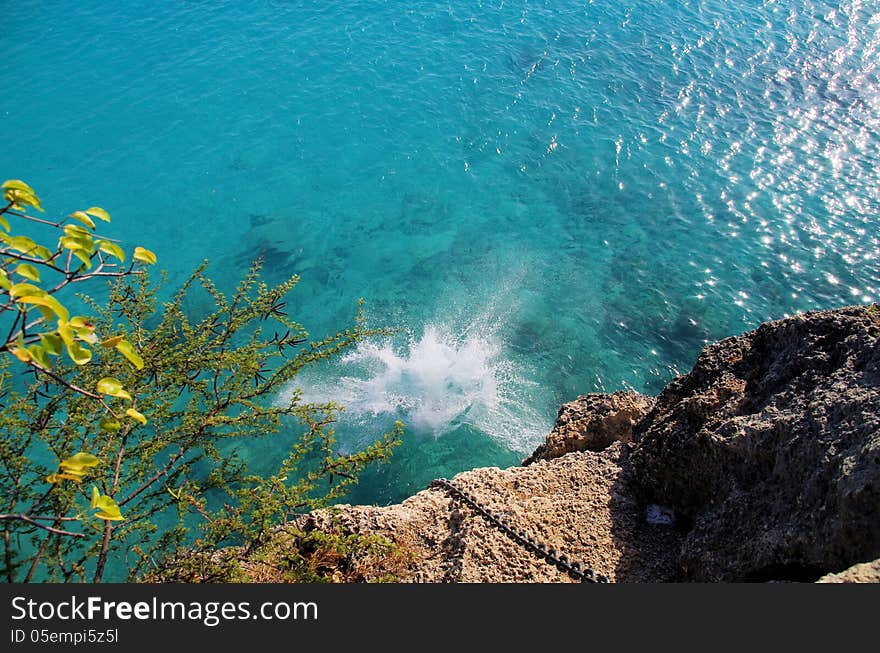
top-left (3, 1), bottom-right (879, 506)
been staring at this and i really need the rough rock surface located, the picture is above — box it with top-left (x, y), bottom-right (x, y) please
top-left (246, 305), bottom-right (879, 583)
top-left (632, 305), bottom-right (880, 581)
top-left (523, 391), bottom-right (654, 465)
top-left (268, 443), bottom-right (680, 582)
top-left (817, 558), bottom-right (880, 583)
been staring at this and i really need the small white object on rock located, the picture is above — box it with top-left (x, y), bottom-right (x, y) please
top-left (646, 504), bottom-right (675, 526)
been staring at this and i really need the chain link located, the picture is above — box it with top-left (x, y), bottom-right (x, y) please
top-left (429, 478), bottom-right (609, 583)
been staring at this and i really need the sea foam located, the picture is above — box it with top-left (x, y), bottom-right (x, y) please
top-left (281, 322), bottom-right (547, 454)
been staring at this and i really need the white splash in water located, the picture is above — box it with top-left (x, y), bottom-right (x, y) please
top-left (281, 323), bottom-right (547, 453)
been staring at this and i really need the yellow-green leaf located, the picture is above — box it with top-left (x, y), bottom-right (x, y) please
top-left (5, 235), bottom-right (55, 260)
top-left (0, 215), bottom-right (9, 232)
top-left (68, 317), bottom-right (98, 344)
top-left (99, 417), bottom-right (121, 432)
top-left (60, 452), bottom-right (101, 470)
top-left (65, 340), bottom-right (92, 365)
top-left (32, 244), bottom-right (54, 260)
top-left (100, 335), bottom-right (125, 347)
top-left (3, 180), bottom-right (42, 212)
top-left (70, 211), bottom-right (96, 229)
top-left (7, 236), bottom-right (40, 255)
top-left (90, 487), bottom-right (124, 521)
top-left (115, 339), bottom-right (144, 370)
top-left (53, 453), bottom-right (101, 483)
top-left (95, 507), bottom-right (124, 521)
top-left (133, 246), bottom-right (156, 265)
top-left (63, 224), bottom-right (92, 239)
top-left (68, 316), bottom-right (97, 341)
top-left (96, 240), bottom-right (125, 262)
top-left (0, 270), bottom-right (10, 290)
top-left (40, 332), bottom-right (63, 356)
top-left (27, 344), bottom-right (51, 368)
top-left (2, 179), bottom-right (36, 194)
top-left (84, 207), bottom-right (110, 222)
top-left (15, 263), bottom-right (40, 282)
top-left (46, 472), bottom-right (85, 483)
top-left (59, 234), bottom-right (94, 253)
top-left (96, 377), bottom-right (131, 400)
top-left (68, 316), bottom-right (95, 330)
top-left (10, 347), bottom-right (31, 363)
top-left (9, 283), bottom-right (45, 298)
top-left (125, 408), bottom-right (147, 426)
top-left (33, 304), bottom-right (54, 322)
top-left (57, 321), bottom-right (74, 346)
top-left (70, 248), bottom-right (93, 269)
top-left (16, 295), bottom-right (69, 322)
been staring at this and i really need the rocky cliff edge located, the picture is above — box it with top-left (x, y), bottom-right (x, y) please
top-left (241, 305), bottom-right (880, 582)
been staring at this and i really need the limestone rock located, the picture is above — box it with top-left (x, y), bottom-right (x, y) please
top-left (817, 558), bottom-right (880, 583)
top-left (632, 305), bottom-right (880, 581)
top-left (523, 391), bottom-right (654, 465)
top-left (248, 444), bottom-right (681, 583)
top-left (236, 305), bottom-right (880, 583)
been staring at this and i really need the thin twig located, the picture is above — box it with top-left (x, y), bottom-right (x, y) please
top-left (0, 514), bottom-right (83, 538)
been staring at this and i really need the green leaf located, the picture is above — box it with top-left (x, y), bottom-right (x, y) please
top-left (6, 235), bottom-right (55, 260)
top-left (96, 240), bottom-right (125, 262)
top-left (57, 321), bottom-right (74, 346)
top-left (69, 248), bottom-right (93, 269)
top-left (89, 485), bottom-right (124, 520)
top-left (115, 339), bottom-right (144, 370)
top-left (27, 344), bottom-right (51, 368)
top-left (54, 453), bottom-right (101, 482)
top-left (99, 417), bottom-right (122, 432)
top-left (125, 407), bottom-right (147, 426)
top-left (60, 452), bottom-right (101, 471)
top-left (84, 207), bottom-right (110, 222)
top-left (100, 335), bottom-right (125, 347)
top-left (63, 224), bottom-right (92, 239)
top-left (2, 179), bottom-right (36, 194)
top-left (59, 234), bottom-right (94, 254)
top-left (70, 211), bottom-right (96, 229)
top-left (40, 332), bottom-right (63, 356)
top-left (32, 304), bottom-right (54, 322)
top-left (32, 244), bottom-right (54, 260)
top-left (69, 316), bottom-right (97, 343)
top-left (96, 377), bottom-right (132, 400)
top-left (8, 283), bottom-right (45, 298)
top-left (16, 295), bottom-right (69, 322)
top-left (94, 499), bottom-right (124, 521)
top-left (68, 316), bottom-right (93, 329)
top-left (46, 472), bottom-right (85, 483)
top-left (0, 269), bottom-right (10, 290)
top-left (133, 246), bottom-right (157, 265)
top-left (14, 263), bottom-right (40, 282)
top-left (7, 235), bottom-right (41, 255)
top-left (0, 215), bottom-right (9, 232)
top-left (2, 180), bottom-right (42, 212)
top-left (65, 340), bottom-right (92, 365)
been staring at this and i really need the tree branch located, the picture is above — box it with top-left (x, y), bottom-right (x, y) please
top-left (0, 514), bottom-right (84, 538)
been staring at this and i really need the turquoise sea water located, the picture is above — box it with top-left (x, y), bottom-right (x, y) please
top-left (3, 1), bottom-right (879, 506)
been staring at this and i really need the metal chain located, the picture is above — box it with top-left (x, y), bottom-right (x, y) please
top-left (429, 478), bottom-right (609, 583)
